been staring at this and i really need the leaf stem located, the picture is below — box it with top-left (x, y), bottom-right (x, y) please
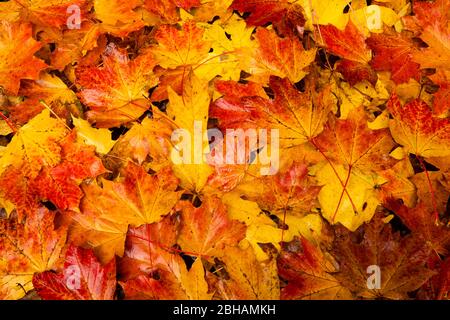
top-left (0, 111), bottom-right (17, 133)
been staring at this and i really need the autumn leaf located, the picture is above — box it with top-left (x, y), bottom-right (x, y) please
top-left (0, 109), bottom-right (68, 179)
top-left (278, 237), bottom-right (352, 300)
top-left (378, 158), bottom-right (416, 207)
top-left (385, 199), bottom-right (450, 255)
top-left (366, 31), bottom-right (421, 84)
top-left (75, 44), bottom-right (157, 128)
top-left (318, 21), bottom-right (377, 85)
top-left (121, 258), bottom-right (211, 300)
top-left (118, 215), bottom-right (212, 300)
top-left (429, 69), bottom-right (450, 117)
top-left (387, 94), bottom-right (450, 158)
top-left (0, 21), bottom-right (47, 95)
top-left (166, 71), bottom-right (213, 193)
top-left (7, 73), bottom-right (79, 126)
top-left (314, 106), bottom-right (396, 172)
top-left (33, 245), bottom-right (116, 300)
top-left (412, 171), bottom-right (449, 215)
top-left (333, 213), bottom-right (435, 299)
top-left (314, 162), bottom-right (385, 231)
top-left (243, 28), bottom-right (316, 84)
top-left (68, 163), bottom-right (180, 263)
top-left (214, 245), bottom-right (280, 300)
top-left (244, 162), bottom-right (321, 217)
top-left (47, 22), bottom-right (104, 71)
top-left (418, 257), bottom-right (450, 300)
top-left (151, 21), bottom-right (211, 69)
top-left (104, 115), bottom-right (173, 170)
top-left (79, 162), bottom-right (180, 228)
top-left (196, 14), bottom-right (255, 82)
top-left (0, 0), bottom-right (89, 28)
top-left (408, 0), bottom-right (450, 72)
top-left (31, 131), bottom-right (107, 210)
top-left (230, 0), bottom-right (305, 36)
top-left (301, 0), bottom-right (350, 30)
top-left (72, 116), bottom-right (116, 154)
top-left (0, 208), bottom-right (67, 300)
top-left (211, 76), bottom-right (333, 149)
top-left (0, 121), bottom-right (104, 217)
top-left (178, 197), bottom-right (246, 258)
top-left (118, 214), bottom-right (181, 280)
top-left (94, 0), bottom-right (144, 37)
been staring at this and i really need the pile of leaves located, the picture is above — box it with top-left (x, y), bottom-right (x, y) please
top-left (0, 0), bottom-right (449, 300)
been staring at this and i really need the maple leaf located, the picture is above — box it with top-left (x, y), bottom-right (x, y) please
top-left (177, 197), bottom-right (246, 258)
top-left (300, 0), bottom-right (350, 30)
top-left (0, 21), bottom-right (47, 95)
top-left (366, 31), bottom-right (421, 84)
top-left (231, 0), bottom-right (305, 36)
top-left (72, 116), bottom-right (116, 154)
top-left (0, 115), bottom-right (104, 217)
top-left (387, 94), bottom-right (450, 158)
top-left (318, 21), bottom-right (376, 85)
top-left (143, 0), bottom-right (200, 24)
top-left (7, 73), bottom-right (79, 126)
top-left (243, 28), bottom-right (316, 84)
top-left (222, 193), bottom-right (325, 262)
top-left (278, 237), bottom-right (352, 299)
top-left (68, 211), bottom-right (128, 265)
top-left (0, 0), bottom-right (89, 28)
top-left (211, 76), bottom-right (334, 150)
top-left (80, 162), bottom-right (180, 228)
top-left (205, 134), bottom-right (264, 193)
top-left (213, 245), bottom-right (280, 299)
top-left (408, 0), bottom-right (450, 72)
top-left (31, 131), bottom-right (107, 211)
top-left (121, 258), bottom-right (211, 300)
top-left (314, 162), bottom-right (385, 231)
top-left (104, 115), bottom-right (173, 170)
top-left (46, 22), bottom-right (104, 71)
top-left (166, 71), bottom-right (213, 193)
top-left (121, 272), bottom-right (187, 300)
top-left (0, 109), bottom-right (68, 179)
top-left (33, 245), bottom-right (116, 300)
top-left (378, 158), bottom-right (417, 208)
top-left (0, 208), bottom-right (67, 300)
top-left (333, 213), bottom-right (435, 299)
top-left (118, 215), bottom-right (212, 300)
top-left (319, 21), bottom-right (371, 64)
top-left (94, 0), bottom-right (144, 37)
top-left (385, 199), bottom-right (450, 255)
top-left (75, 44), bottom-right (157, 128)
top-left (412, 171), bottom-right (450, 216)
top-left (195, 14), bottom-right (256, 82)
top-left (245, 162), bottom-right (321, 217)
top-left (118, 214), bottom-right (180, 279)
top-left (429, 69), bottom-right (450, 117)
top-left (151, 21), bottom-right (211, 69)
top-left (68, 163), bottom-right (180, 264)
top-left (142, 0), bottom-right (179, 24)
top-left (418, 257), bottom-right (450, 300)
top-left (314, 106), bottom-right (396, 172)
top-left (214, 79), bottom-right (268, 102)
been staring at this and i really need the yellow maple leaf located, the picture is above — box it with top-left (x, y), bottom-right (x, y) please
top-left (0, 109), bottom-right (68, 178)
top-left (72, 116), bottom-right (116, 154)
top-left (314, 162), bottom-right (386, 231)
top-left (301, 0), bottom-right (350, 30)
top-left (167, 72), bottom-right (213, 193)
